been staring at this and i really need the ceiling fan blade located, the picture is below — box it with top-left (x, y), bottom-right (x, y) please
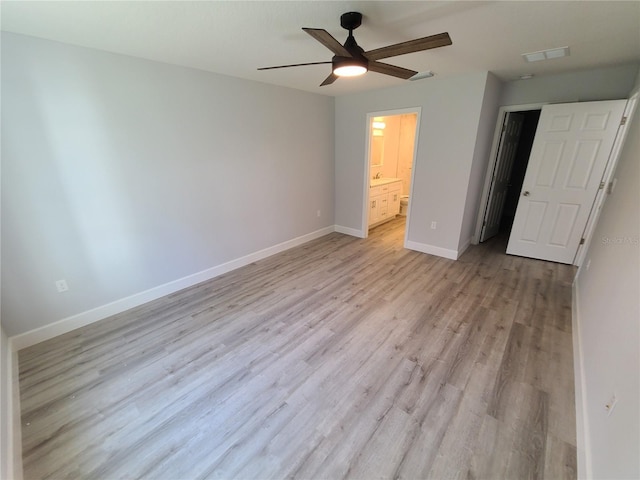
top-left (364, 32), bottom-right (452, 61)
top-left (258, 61), bottom-right (332, 71)
top-left (303, 28), bottom-right (351, 57)
top-left (367, 61), bottom-right (417, 80)
top-left (320, 73), bottom-right (338, 86)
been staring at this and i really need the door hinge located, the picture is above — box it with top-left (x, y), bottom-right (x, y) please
top-left (621, 116), bottom-right (627, 126)
top-left (579, 238), bottom-right (585, 245)
top-left (599, 181), bottom-right (605, 190)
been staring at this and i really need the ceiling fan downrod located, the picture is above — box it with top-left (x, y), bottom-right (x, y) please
top-left (334, 11), bottom-right (368, 75)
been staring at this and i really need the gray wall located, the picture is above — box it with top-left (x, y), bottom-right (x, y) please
top-left (574, 72), bottom-right (639, 479)
top-left (501, 63), bottom-right (639, 106)
top-left (335, 71), bottom-right (494, 257)
top-left (459, 72), bottom-right (502, 249)
top-left (335, 64), bottom-right (639, 258)
top-left (1, 33), bottom-right (335, 336)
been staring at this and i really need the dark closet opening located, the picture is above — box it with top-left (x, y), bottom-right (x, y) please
top-left (499, 109), bottom-right (541, 234)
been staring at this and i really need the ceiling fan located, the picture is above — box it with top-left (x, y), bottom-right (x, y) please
top-left (258, 12), bottom-right (452, 86)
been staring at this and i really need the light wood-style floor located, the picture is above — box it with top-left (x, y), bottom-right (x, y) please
top-left (18, 217), bottom-right (578, 479)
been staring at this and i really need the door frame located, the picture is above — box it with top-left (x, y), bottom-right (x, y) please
top-left (506, 100), bottom-right (627, 264)
top-left (574, 92), bottom-right (638, 266)
top-left (479, 111), bottom-right (525, 243)
top-left (473, 103), bottom-right (546, 245)
top-left (361, 106), bottom-right (422, 248)
top-left (474, 98), bottom-right (636, 267)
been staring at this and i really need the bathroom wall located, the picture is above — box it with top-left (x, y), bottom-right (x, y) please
top-left (379, 115), bottom-right (401, 180)
top-left (397, 114), bottom-right (417, 195)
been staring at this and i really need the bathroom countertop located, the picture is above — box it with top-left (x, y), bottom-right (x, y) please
top-left (370, 177), bottom-right (401, 187)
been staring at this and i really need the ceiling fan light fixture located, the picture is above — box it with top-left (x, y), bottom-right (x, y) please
top-left (332, 56), bottom-right (368, 77)
top-left (334, 65), bottom-right (367, 76)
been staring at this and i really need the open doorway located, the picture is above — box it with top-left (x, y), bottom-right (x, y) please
top-left (477, 99), bottom-right (630, 265)
top-left (477, 108), bottom-right (541, 243)
top-left (363, 108), bottom-right (420, 246)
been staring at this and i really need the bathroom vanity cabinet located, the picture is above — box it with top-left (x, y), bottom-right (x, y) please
top-left (368, 178), bottom-right (402, 227)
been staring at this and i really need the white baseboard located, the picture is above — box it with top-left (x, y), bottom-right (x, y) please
top-left (405, 240), bottom-right (459, 260)
top-left (5, 225), bottom-right (334, 480)
top-left (10, 226), bottom-right (335, 351)
top-left (572, 277), bottom-right (591, 480)
top-left (8, 341), bottom-right (23, 480)
top-left (334, 225), bottom-right (365, 238)
top-left (457, 237), bottom-right (472, 258)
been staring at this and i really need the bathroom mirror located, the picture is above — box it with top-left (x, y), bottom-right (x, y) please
top-left (369, 117), bottom-right (386, 167)
top-left (370, 135), bottom-right (384, 167)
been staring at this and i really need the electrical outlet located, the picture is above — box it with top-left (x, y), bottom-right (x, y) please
top-left (605, 394), bottom-right (618, 416)
top-left (317, 210), bottom-right (321, 218)
top-left (55, 279), bottom-right (69, 293)
top-left (431, 221), bottom-right (437, 230)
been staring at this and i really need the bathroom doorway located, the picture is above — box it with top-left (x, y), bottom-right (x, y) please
top-left (363, 107), bottom-right (421, 246)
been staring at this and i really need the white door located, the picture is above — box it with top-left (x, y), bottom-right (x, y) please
top-left (506, 100), bottom-right (626, 264)
top-left (480, 112), bottom-right (525, 242)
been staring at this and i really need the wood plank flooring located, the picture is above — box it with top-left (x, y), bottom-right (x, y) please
top-left (18, 217), bottom-right (577, 479)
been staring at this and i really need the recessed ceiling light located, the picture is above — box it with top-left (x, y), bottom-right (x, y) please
top-left (522, 46), bottom-right (570, 62)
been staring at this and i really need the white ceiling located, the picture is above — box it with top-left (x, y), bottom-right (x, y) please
top-left (2, 1), bottom-right (639, 96)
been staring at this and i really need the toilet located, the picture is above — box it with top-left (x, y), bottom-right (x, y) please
top-left (399, 195), bottom-right (409, 216)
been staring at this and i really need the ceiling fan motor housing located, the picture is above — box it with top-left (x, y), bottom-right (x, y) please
top-left (340, 12), bottom-right (362, 31)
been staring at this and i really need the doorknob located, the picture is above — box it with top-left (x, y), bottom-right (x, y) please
top-left (522, 191), bottom-right (530, 196)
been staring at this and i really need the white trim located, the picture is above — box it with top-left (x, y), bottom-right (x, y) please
top-left (457, 237), bottom-right (472, 258)
top-left (362, 107), bottom-right (422, 240)
top-left (403, 110), bottom-right (422, 249)
top-left (334, 225), bottom-right (365, 238)
top-left (10, 226), bottom-right (335, 351)
top-left (10, 341), bottom-right (23, 480)
top-left (3, 339), bottom-right (23, 480)
top-left (574, 92), bottom-right (638, 266)
top-left (405, 240), bottom-right (459, 260)
top-left (362, 113), bottom-right (373, 237)
top-left (572, 276), bottom-right (592, 480)
top-left (473, 103), bottom-right (547, 245)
